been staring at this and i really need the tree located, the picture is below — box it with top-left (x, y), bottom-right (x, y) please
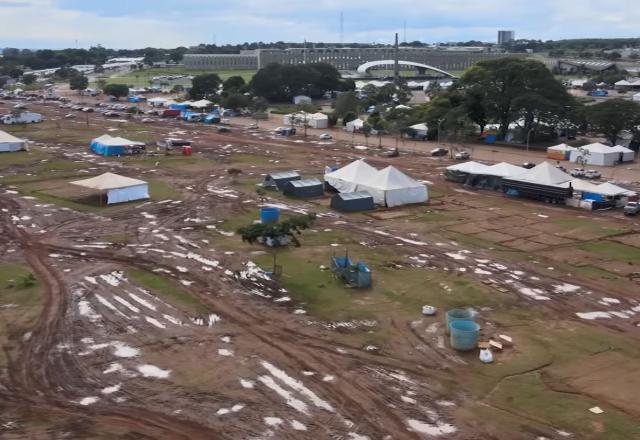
top-left (342, 112), bottom-right (357, 125)
top-left (170, 84), bottom-right (184, 94)
top-left (223, 93), bottom-right (250, 110)
top-left (189, 73), bottom-right (221, 99)
top-left (295, 102), bottom-right (317, 137)
top-left (334, 91), bottom-right (359, 118)
top-left (456, 57), bottom-right (571, 140)
top-left (586, 99), bottom-right (640, 145)
top-left (103, 83), bottom-right (129, 99)
top-left (237, 214), bottom-right (316, 247)
top-left (96, 79), bottom-right (107, 91)
top-left (223, 75), bottom-right (246, 93)
top-left (22, 74), bottom-right (37, 85)
top-left (69, 75), bottom-right (88, 93)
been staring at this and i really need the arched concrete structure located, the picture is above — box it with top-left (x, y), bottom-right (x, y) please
top-left (356, 60), bottom-right (455, 78)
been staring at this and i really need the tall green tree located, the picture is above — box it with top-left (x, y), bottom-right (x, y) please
top-left (69, 75), bottom-right (89, 93)
top-left (586, 99), bottom-right (640, 145)
top-left (456, 57), bottom-right (571, 140)
top-left (103, 83), bottom-right (129, 99)
top-left (189, 73), bottom-right (221, 100)
top-left (22, 74), bottom-right (37, 85)
top-left (223, 75), bottom-right (246, 93)
top-left (334, 91), bottom-right (359, 118)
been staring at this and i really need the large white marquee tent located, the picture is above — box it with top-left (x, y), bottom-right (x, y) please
top-left (0, 130), bottom-right (27, 152)
top-left (569, 143), bottom-right (635, 166)
top-left (71, 172), bottom-right (149, 205)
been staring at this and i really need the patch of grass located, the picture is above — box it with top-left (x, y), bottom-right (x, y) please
top-left (229, 154), bottom-right (274, 166)
top-left (444, 231), bottom-right (512, 252)
top-left (579, 240), bottom-right (640, 264)
top-left (413, 210), bottom-right (453, 223)
top-left (552, 218), bottom-right (627, 238)
top-left (0, 263), bottom-right (42, 368)
top-left (0, 150), bottom-right (48, 167)
top-left (488, 373), bottom-right (640, 439)
top-left (147, 179), bottom-right (183, 201)
top-left (126, 269), bottom-right (207, 314)
top-left (97, 68), bottom-right (256, 88)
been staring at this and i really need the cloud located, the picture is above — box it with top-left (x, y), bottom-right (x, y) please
top-left (1, 0), bottom-right (640, 48)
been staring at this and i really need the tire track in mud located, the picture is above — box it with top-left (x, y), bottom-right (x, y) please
top-left (0, 194), bottom-right (223, 439)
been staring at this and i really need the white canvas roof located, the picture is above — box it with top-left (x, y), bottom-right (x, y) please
top-left (0, 130), bottom-right (26, 144)
top-left (324, 159), bottom-right (378, 193)
top-left (311, 112), bottom-right (328, 120)
top-left (580, 142), bottom-right (616, 153)
top-left (357, 165), bottom-right (428, 207)
top-left (570, 179), bottom-right (602, 193)
top-left (190, 99), bottom-right (212, 108)
top-left (92, 135), bottom-right (145, 146)
top-left (485, 162), bottom-right (525, 178)
top-left (610, 144), bottom-right (634, 153)
top-left (410, 123), bottom-right (428, 131)
top-left (508, 162), bottom-right (573, 187)
top-left (71, 172), bottom-right (147, 191)
top-left (346, 118), bottom-right (364, 128)
top-left (596, 182), bottom-right (634, 196)
top-left (446, 161), bottom-right (493, 174)
top-left (548, 143), bottom-right (577, 152)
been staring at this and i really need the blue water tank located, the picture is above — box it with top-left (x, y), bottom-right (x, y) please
top-left (445, 308), bottom-right (473, 334)
top-left (260, 207), bottom-right (280, 224)
top-left (485, 134), bottom-right (497, 144)
top-left (450, 320), bottom-right (480, 351)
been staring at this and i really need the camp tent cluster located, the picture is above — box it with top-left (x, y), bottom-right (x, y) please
top-left (0, 130), bottom-right (27, 152)
top-left (70, 172), bottom-right (149, 205)
top-left (325, 159), bottom-right (428, 207)
top-left (90, 135), bottom-right (146, 157)
top-left (446, 160), bottom-right (636, 210)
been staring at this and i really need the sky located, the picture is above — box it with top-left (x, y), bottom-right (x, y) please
top-left (0, 0), bottom-right (639, 49)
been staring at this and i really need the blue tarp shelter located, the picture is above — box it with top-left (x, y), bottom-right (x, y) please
top-left (283, 178), bottom-right (324, 198)
top-left (262, 171), bottom-right (301, 191)
top-left (90, 135), bottom-right (146, 157)
top-left (331, 255), bottom-right (371, 288)
top-left (330, 191), bottom-right (375, 212)
top-left (70, 172), bottom-right (149, 205)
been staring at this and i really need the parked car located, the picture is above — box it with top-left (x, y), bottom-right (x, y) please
top-left (141, 118), bottom-right (155, 123)
top-left (319, 133), bottom-right (332, 140)
top-left (431, 147), bottom-right (448, 157)
top-left (81, 107), bottom-right (94, 113)
top-left (571, 168), bottom-right (585, 177)
top-left (522, 162), bottom-right (536, 169)
top-left (13, 103), bottom-right (27, 110)
top-left (454, 151), bottom-right (470, 160)
top-left (623, 201), bottom-right (640, 216)
top-left (584, 169), bottom-right (601, 179)
top-left (64, 113), bottom-right (76, 119)
top-left (246, 123), bottom-right (258, 130)
top-left (103, 111), bottom-right (121, 117)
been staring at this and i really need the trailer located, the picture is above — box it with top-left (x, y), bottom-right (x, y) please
top-left (1, 112), bottom-right (43, 124)
top-left (160, 109), bottom-right (181, 118)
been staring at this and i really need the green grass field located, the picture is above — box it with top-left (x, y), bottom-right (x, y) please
top-left (96, 67), bottom-right (256, 88)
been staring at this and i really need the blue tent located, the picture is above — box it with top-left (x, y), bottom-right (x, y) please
top-left (90, 135), bottom-right (145, 157)
top-left (169, 103), bottom-right (188, 110)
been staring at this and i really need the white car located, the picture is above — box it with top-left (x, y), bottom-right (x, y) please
top-left (571, 168), bottom-right (585, 177)
top-left (319, 133), bottom-right (332, 140)
top-left (64, 113), bottom-right (76, 119)
top-left (584, 169), bottom-right (601, 179)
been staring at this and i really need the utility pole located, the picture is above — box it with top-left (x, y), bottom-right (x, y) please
top-left (393, 33), bottom-right (400, 84)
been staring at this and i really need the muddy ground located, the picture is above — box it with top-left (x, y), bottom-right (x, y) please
top-left (0, 99), bottom-right (639, 439)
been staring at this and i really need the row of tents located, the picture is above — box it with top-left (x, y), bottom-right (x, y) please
top-left (262, 159), bottom-right (428, 210)
top-left (547, 143), bottom-right (635, 166)
top-left (446, 160), bottom-right (636, 209)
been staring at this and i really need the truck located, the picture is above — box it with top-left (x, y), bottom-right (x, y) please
top-left (160, 109), bottom-right (181, 118)
top-left (1, 112), bottom-right (42, 124)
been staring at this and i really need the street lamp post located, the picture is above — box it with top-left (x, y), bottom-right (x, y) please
top-left (526, 127), bottom-right (535, 152)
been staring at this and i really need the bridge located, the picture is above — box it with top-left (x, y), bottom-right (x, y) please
top-left (356, 60), bottom-right (456, 78)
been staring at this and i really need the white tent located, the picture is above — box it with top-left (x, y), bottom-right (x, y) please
top-left (409, 123), bottom-right (428, 138)
top-left (508, 162), bottom-right (573, 188)
top-left (485, 162), bottom-right (524, 178)
top-left (345, 118), bottom-right (364, 132)
top-left (190, 99), bottom-right (213, 109)
top-left (309, 112), bottom-right (329, 129)
top-left (633, 92), bottom-right (640, 102)
top-left (357, 165), bottom-right (428, 207)
top-left (570, 143), bottom-right (633, 166)
top-left (570, 178), bottom-right (602, 193)
top-left (547, 143), bottom-right (577, 160)
top-left (70, 172), bottom-right (149, 205)
top-left (445, 161), bottom-right (493, 174)
top-left (596, 182), bottom-right (635, 196)
top-left (324, 159), bottom-right (379, 193)
top-left (0, 130), bottom-right (27, 152)
top-left (610, 145), bottom-right (635, 162)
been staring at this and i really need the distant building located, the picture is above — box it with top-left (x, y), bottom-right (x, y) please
top-left (556, 60), bottom-right (617, 74)
top-left (498, 30), bottom-right (515, 46)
